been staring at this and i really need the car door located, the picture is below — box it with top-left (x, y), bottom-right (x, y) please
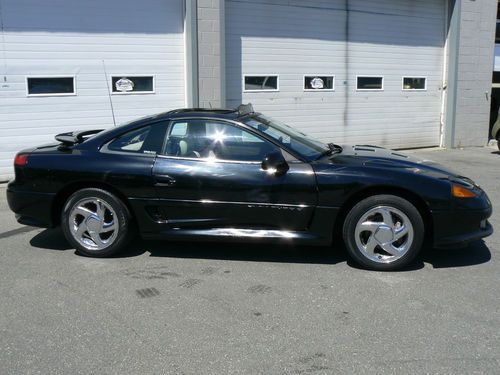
top-left (152, 118), bottom-right (317, 231)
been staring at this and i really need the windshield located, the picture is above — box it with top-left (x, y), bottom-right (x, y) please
top-left (241, 114), bottom-right (329, 159)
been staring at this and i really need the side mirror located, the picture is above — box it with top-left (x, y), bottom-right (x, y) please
top-left (261, 151), bottom-right (289, 176)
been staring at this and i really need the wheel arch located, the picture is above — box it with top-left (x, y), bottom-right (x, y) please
top-left (51, 181), bottom-right (134, 227)
top-left (333, 185), bottom-right (434, 245)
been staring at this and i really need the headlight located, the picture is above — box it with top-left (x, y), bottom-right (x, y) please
top-left (452, 183), bottom-right (478, 198)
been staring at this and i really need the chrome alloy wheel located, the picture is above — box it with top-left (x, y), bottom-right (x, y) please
top-left (68, 197), bottom-right (118, 251)
top-left (354, 205), bottom-right (414, 264)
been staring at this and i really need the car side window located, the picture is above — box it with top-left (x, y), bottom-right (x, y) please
top-left (163, 119), bottom-right (278, 162)
top-left (108, 122), bottom-right (167, 155)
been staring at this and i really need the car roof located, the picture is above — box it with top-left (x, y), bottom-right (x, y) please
top-left (80, 105), bottom-right (258, 148)
top-left (132, 108), bottom-right (243, 124)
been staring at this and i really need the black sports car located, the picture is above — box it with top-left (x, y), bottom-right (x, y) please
top-left (7, 104), bottom-right (493, 270)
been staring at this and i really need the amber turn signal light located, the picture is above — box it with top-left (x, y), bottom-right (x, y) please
top-left (452, 184), bottom-right (477, 198)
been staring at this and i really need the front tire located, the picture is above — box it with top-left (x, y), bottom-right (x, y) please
top-left (61, 188), bottom-right (134, 257)
top-left (342, 195), bottom-right (424, 271)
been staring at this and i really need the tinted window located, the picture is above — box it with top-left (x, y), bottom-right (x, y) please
top-left (27, 77), bottom-right (75, 95)
top-left (170, 122), bottom-right (188, 136)
top-left (108, 123), bottom-right (166, 155)
top-left (357, 76), bottom-right (383, 90)
top-left (403, 77), bottom-right (426, 90)
top-left (109, 127), bottom-right (151, 153)
top-left (164, 120), bottom-right (276, 161)
top-left (244, 76), bottom-right (278, 91)
top-left (242, 114), bottom-right (327, 159)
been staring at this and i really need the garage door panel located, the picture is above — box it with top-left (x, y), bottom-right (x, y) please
top-left (226, 0), bottom-right (445, 149)
top-left (225, 2), bottom-right (346, 40)
top-left (226, 0), bottom-right (347, 120)
top-left (0, 0), bottom-right (185, 180)
top-left (348, 11), bottom-right (444, 48)
top-left (3, 0), bottom-right (179, 34)
top-left (349, 0), bottom-right (445, 20)
top-left (347, 6), bottom-right (444, 148)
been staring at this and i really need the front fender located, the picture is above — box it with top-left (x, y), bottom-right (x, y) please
top-left (313, 164), bottom-right (452, 210)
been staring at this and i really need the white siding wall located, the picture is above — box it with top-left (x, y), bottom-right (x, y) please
top-left (226, 0), bottom-right (446, 149)
top-left (0, 0), bottom-right (185, 180)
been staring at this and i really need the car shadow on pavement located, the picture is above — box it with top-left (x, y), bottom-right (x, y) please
top-left (345, 240), bottom-right (491, 271)
top-left (419, 240), bottom-right (491, 269)
top-left (140, 240), bottom-right (346, 265)
top-left (29, 229), bottom-right (491, 269)
top-left (30, 228), bottom-right (73, 251)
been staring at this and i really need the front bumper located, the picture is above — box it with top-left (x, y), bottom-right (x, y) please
top-left (6, 183), bottom-right (56, 228)
top-left (433, 205), bottom-right (493, 248)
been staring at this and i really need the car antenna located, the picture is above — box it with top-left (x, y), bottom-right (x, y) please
top-left (102, 60), bottom-right (117, 127)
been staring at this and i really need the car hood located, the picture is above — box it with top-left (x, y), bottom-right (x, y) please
top-left (322, 145), bottom-right (466, 181)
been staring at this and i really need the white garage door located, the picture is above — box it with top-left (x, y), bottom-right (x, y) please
top-left (0, 0), bottom-right (185, 180)
top-left (226, 0), bottom-right (446, 150)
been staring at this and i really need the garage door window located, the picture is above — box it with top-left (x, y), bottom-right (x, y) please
top-left (111, 76), bottom-right (155, 94)
top-left (356, 76), bottom-right (384, 91)
top-left (403, 77), bottom-right (427, 91)
top-left (304, 76), bottom-right (334, 91)
top-left (27, 77), bottom-right (76, 96)
top-left (244, 75), bottom-right (279, 92)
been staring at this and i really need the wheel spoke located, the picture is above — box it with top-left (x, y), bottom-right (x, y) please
top-left (394, 225), bottom-right (409, 241)
top-left (100, 220), bottom-right (117, 234)
top-left (74, 223), bottom-right (87, 239)
top-left (74, 206), bottom-right (93, 219)
top-left (379, 208), bottom-right (394, 227)
top-left (359, 221), bottom-right (379, 233)
top-left (89, 231), bottom-right (105, 247)
top-left (364, 236), bottom-right (378, 254)
top-left (380, 242), bottom-right (399, 256)
top-left (96, 200), bottom-right (106, 219)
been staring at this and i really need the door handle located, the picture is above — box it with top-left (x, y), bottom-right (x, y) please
top-left (154, 174), bottom-right (176, 186)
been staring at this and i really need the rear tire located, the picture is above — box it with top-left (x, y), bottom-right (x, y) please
top-left (61, 188), bottom-right (134, 257)
top-left (342, 194), bottom-right (424, 271)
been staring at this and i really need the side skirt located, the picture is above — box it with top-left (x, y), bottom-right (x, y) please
top-left (140, 206), bottom-right (340, 247)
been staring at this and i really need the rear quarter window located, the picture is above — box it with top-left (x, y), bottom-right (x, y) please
top-left (107, 122), bottom-right (167, 155)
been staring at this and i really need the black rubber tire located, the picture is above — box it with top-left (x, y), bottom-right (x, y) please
top-left (61, 188), bottom-right (134, 257)
top-left (342, 194), bottom-right (425, 271)
top-left (497, 135), bottom-right (500, 151)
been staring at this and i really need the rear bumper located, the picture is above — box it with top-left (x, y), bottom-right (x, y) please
top-left (433, 206), bottom-right (493, 248)
top-left (6, 183), bottom-right (55, 228)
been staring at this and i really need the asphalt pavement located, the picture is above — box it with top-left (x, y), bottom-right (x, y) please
top-left (0, 147), bottom-right (499, 374)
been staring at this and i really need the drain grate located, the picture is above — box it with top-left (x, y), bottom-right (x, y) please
top-left (178, 279), bottom-right (202, 289)
top-left (136, 288), bottom-right (160, 298)
top-left (247, 284), bottom-right (272, 294)
top-left (200, 267), bottom-right (218, 275)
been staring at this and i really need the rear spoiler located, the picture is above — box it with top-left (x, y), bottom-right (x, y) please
top-left (237, 103), bottom-right (254, 116)
top-left (55, 129), bottom-right (104, 147)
